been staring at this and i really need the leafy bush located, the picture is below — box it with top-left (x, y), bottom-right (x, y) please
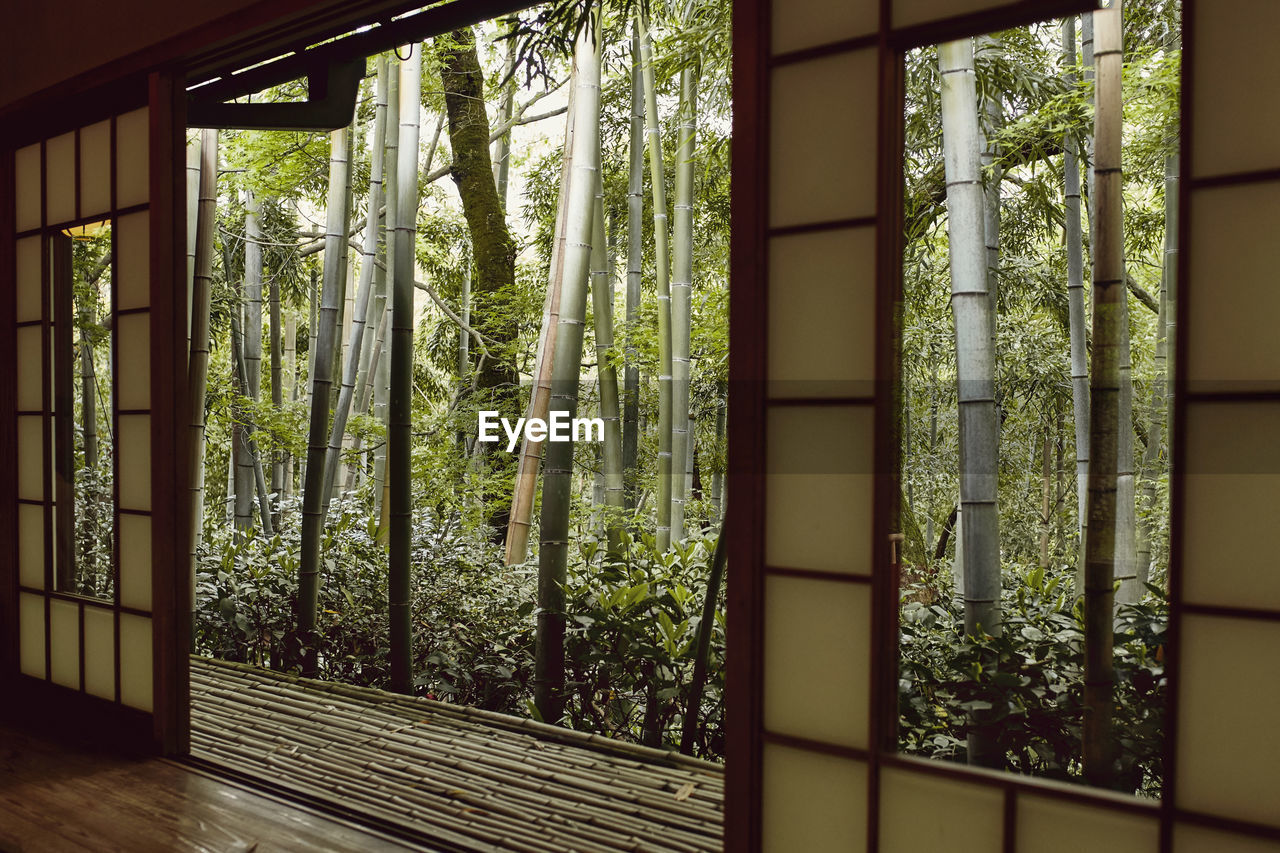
top-left (899, 565), bottom-right (1165, 796)
top-left (194, 502), bottom-right (727, 759)
top-left (560, 532), bottom-right (726, 759)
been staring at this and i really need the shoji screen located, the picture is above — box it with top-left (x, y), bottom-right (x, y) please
top-left (731, 0), bottom-right (1273, 850)
top-left (3, 74), bottom-right (188, 753)
top-left (1168, 1), bottom-right (1280, 848)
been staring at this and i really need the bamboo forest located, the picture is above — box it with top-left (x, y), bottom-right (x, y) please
top-left (60, 0), bottom-right (1177, 790)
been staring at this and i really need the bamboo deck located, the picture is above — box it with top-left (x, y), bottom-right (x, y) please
top-left (189, 656), bottom-right (724, 852)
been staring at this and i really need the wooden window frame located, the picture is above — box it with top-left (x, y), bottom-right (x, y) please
top-left (3, 0), bottom-right (1280, 850)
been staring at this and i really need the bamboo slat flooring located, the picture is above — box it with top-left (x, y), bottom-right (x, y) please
top-left (189, 656), bottom-right (724, 853)
top-left (0, 720), bottom-right (424, 852)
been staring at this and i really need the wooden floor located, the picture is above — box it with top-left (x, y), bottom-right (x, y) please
top-left (0, 722), bottom-right (427, 852)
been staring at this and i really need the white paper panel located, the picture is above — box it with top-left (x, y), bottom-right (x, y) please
top-left (116, 107), bottom-right (149, 209)
top-left (16, 325), bottom-right (42, 411)
top-left (16, 236), bottom-right (43, 323)
top-left (117, 414), bottom-right (151, 512)
top-left (1182, 402), bottom-right (1280, 611)
top-left (893, 0), bottom-right (1009, 29)
top-left (49, 598), bottom-right (80, 689)
top-left (764, 576), bottom-right (870, 749)
top-left (83, 606), bottom-right (116, 701)
top-left (15, 143), bottom-right (42, 232)
top-left (116, 211), bottom-right (150, 311)
top-left (1174, 825), bottom-right (1280, 853)
top-left (766, 406), bottom-right (872, 574)
top-left (1177, 615), bottom-right (1280, 827)
top-left (119, 613), bottom-right (152, 712)
top-left (1191, 1), bottom-right (1280, 178)
top-left (119, 512), bottom-right (152, 612)
top-left (772, 0), bottom-right (877, 55)
top-left (1185, 184), bottom-right (1280, 392)
top-left (762, 744), bottom-right (867, 853)
top-left (1017, 796), bottom-right (1158, 853)
top-left (19, 592), bottom-right (46, 678)
top-left (17, 415), bottom-right (44, 501)
top-left (768, 227), bottom-right (876, 398)
top-left (115, 311), bottom-right (150, 410)
top-left (45, 131), bottom-right (76, 226)
top-left (18, 503), bottom-right (44, 589)
top-left (79, 120), bottom-right (113, 218)
top-left (880, 767), bottom-right (1003, 853)
top-left (770, 49), bottom-right (877, 228)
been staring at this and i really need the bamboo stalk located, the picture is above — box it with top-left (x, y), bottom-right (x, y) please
top-left (505, 71), bottom-right (578, 565)
top-left (389, 46), bottom-right (422, 695)
top-left (187, 130), bottom-right (217, 561)
top-left (670, 60), bottom-right (699, 543)
top-left (623, 26), bottom-right (644, 510)
top-left (591, 176), bottom-right (625, 551)
top-left (298, 125), bottom-right (352, 678)
top-left (639, 13), bottom-right (673, 551)
top-left (535, 24), bottom-right (600, 725)
top-left (1083, 0), bottom-right (1123, 789)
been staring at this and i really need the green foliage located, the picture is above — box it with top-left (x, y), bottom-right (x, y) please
top-left (194, 503), bottom-right (727, 757)
top-left (560, 531), bottom-right (726, 758)
top-left (900, 567), bottom-right (1166, 796)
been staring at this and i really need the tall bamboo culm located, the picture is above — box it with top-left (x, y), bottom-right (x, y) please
top-left (591, 174), bottom-right (625, 550)
top-left (374, 62), bottom-right (400, 536)
top-left (297, 126), bottom-right (351, 678)
top-left (535, 26), bottom-right (600, 723)
top-left (188, 129), bottom-right (218, 571)
top-left (623, 26), bottom-right (644, 509)
top-left (505, 75), bottom-right (577, 565)
top-left (389, 47), bottom-right (422, 695)
top-left (1063, 18), bottom-right (1091, 596)
top-left (670, 60), bottom-right (699, 543)
top-left (1083, 0), bottom-right (1123, 790)
top-left (322, 57), bottom-right (388, 518)
top-left (638, 13), bottom-right (673, 551)
top-left (939, 37), bottom-right (1002, 769)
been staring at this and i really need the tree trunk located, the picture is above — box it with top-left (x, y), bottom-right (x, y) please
top-left (79, 300), bottom-right (98, 472)
top-left (457, 256), bottom-right (472, 452)
top-left (492, 20), bottom-right (519, 211)
top-left (298, 126), bottom-right (351, 678)
top-left (940, 38), bottom-right (1002, 770)
top-left (388, 47), bottom-right (422, 695)
top-left (374, 62), bottom-right (399, 537)
top-left (709, 390), bottom-right (725, 519)
top-left (534, 27), bottom-right (600, 724)
top-left (1040, 425), bottom-right (1052, 570)
top-left (232, 229), bottom-right (256, 536)
top-left (639, 14), bottom-right (674, 551)
top-left (623, 27), bottom-right (644, 510)
top-left (506, 74), bottom-right (576, 565)
top-left (978, 36), bottom-right (1003, 365)
top-left (671, 60), bottom-right (699, 543)
top-left (185, 138), bottom-right (201, 346)
top-left (1114, 277), bottom-right (1139, 604)
top-left (939, 39), bottom-right (1001, 637)
top-left (322, 57), bottom-right (388, 519)
top-left (229, 284), bottom-right (275, 539)
top-left (1063, 18), bottom-right (1091, 597)
top-left (680, 514), bottom-right (726, 755)
top-left (1137, 153), bottom-right (1177, 587)
top-left (438, 26), bottom-right (520, 540)
top-left (1083, 0), bottom-right (1123, 790)
top-left (591, 176), bottom-right (624, 551)
top-left (269, 228), bottom-right (284, 520)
